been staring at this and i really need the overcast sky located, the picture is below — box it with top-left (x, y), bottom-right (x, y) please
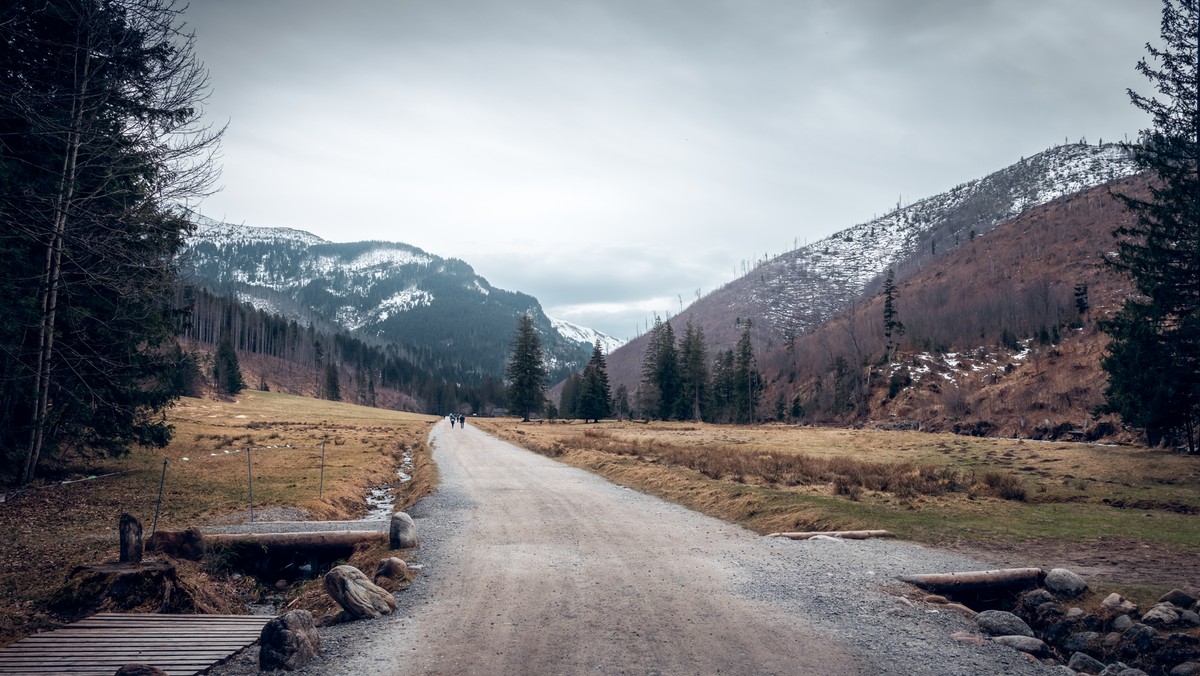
top-left (185, 1), bottom-right (1159, 341)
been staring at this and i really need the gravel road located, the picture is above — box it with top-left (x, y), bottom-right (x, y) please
top-left (212, 420), bottom-right (1055, 675)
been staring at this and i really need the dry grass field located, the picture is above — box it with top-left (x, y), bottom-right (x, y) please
top-left (0, 390), bottom-right (437, 646)
top-left (473, 418), bottom-right (1200, 598)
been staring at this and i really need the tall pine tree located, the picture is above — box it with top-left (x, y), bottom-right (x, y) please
top-left (678, 320), bottom-right (710, 421)
top-left (506, 314), bottom-right (547, 422)
top-left (0, 0), bottom-right (222, 483)
top-left (1102, 0), bottom-right (1200, 452)
top-left (576, 341), bottom-right (612, 423)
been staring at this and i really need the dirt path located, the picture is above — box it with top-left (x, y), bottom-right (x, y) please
top-left (258, 421), bottom-right (1050, 675)
top-left (340, 421), bottom-right (856, 674)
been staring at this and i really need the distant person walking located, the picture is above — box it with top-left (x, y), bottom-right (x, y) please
top-left (458, 414), bottom-right (466, 428)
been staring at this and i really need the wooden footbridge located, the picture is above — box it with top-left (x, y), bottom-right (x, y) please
top-left (0, 613), bottom-right (270, 675)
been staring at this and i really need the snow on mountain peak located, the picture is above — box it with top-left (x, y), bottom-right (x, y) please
top-left (551, 317), bottom-right (624, 353)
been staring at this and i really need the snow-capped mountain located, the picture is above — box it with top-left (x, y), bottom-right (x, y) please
top-left (180, 217), bottom-right (608, 382)
top-left (741, 142), bottom-right (1138, 334)
top-left (550, 317), bottom-right (623, 354)
top-left (600, 142), bottom-right (1141, 391)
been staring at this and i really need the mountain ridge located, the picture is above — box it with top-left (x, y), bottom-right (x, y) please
top-left (597, 142), bottom-right (1141, 401)
top-left (180, 216), bottom-right (620, 386)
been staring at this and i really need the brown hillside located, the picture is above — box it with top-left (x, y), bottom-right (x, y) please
top-left (762, 175), bottom-right (1147, 441)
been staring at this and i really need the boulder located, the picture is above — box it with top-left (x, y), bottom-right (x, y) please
top-left (1067, 607), bottom-right (1085, 618)
top-left (1120, 623), bottom-right (1159, 655)
top-left (259, 610), bottom-right (320, 671)
top-left (373, 556), bottom-right (411, 591)
top-left (1062, 631), bottom-right (1101, 656)
top-left (375, 557), bottom-right (408, 580)
top-left (1171, 662), bottom-right (1200, 676)
top-left (1018, 588), bottom-right (1056, 614)
top-left (1098, 664), bottom-right (1135, 676)
top-left (1103, 593), bottom-right (1139, 616)
top-left (324, 565), bottom-right (396, 620)
top-left (1181, 610), bottom-right (1200, 627)
top-left (993, 635), bottom-right (1050, 657)
top-left (114, 665), bottom-right (169, 676)
top-left (1143, 602), bottom-right (1181, 628)
top-left (1067, 651), bottom-right (1106, 674)
top-left (1112, 615), bottom-right (1135, 631)
top-left (976, 609), bottom-right (1034, 638)
top-left (389, 512), bottom-right (419, 550)
top-left (1045, 568), bottom-right (1088, 598)
top-left (1161, 590), bottom-right (1198, 608)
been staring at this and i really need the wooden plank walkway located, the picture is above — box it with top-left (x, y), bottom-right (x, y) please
top-left (0, 613), bottom-right (271, 676)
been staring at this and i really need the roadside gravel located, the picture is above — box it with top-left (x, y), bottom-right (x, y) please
top-left (210, 422), bottom-right (1055, 675)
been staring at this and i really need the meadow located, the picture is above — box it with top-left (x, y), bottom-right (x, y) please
top-left (0, 391), bottom-right (436, 646)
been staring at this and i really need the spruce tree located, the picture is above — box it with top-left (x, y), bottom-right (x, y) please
top-left (613, 384), bottom-right (632, 420)
top-left (732, 322), bottom-right (762, 424)
top-left (1102, 0), bottom-right (1200, 452)
top-left (1, 0), bottom-right (222, 483)
top-left (505, 314), bottom-right (547, 422)
top-left (639, 319), bottom-right (682, 420)
top-left (577, 341), bottom-right (613, 423)
top-left (882, 268), bottom-right (905, 359)
top-left (214, 338), bottom-right (245, 396)
top-left (678, 320), bottom-right (710, 421)
top-left (559, 372), bottom-right (583, 420)
top-left (324, 362), bottom-right (341, 402)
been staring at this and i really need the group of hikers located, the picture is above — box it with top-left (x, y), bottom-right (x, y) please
top-left (448, 413), bottom-right (466, 428)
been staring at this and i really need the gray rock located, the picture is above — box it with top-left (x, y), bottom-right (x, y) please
top-left (1019, 588), bottom-right (1057, 612)
top-left (1103, 593), bottom-right (1139, 615)
top-left (1112, 614), bottom-right (1134, 631)
top-left (1062, 631), bottom-right (1100, 655)
top-left (1067, 651), bottom-right (1106, 674)
top-left (1046, 568), bottom-right (1088, 598)
top-left (374, 556), bottom-right (408, 580)
top-left (389, 511), bottom-right (419, 549)
top-left (259, 610), bottom-right (320, 671)
top-left (1161, 589), bottom-right (1198, 608)
top-left (1067, 607), bottom-right (1085, 618)
top-left (1121, 623), bottom-right (1158, 653)
top-left (1143, 602), bottom-right (1181, 627)
top-left (993, 635), bottom-right (1050, 657)
top-left (1115, 670), bottom-right (1149, 676)
top-left (1170, 662), bottom-right (1200, 676)
top-left (1099, 663), bottom-right (1132, 676)
top-left (976, 609), bottom-right (1034, 638)
top-left (1181, 609), bottom-right (1200, 627)
top-left (324, 564), bottom-right (397, 620)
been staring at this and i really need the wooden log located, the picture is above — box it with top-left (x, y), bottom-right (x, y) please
top-left (119, 513), bottom-right (143, 563)
top-left (204, 531), bottom-right (385, 555)
top-left (767, 530), bottom-right (896, 540)
top-left (896, 567), bottom-right (1044, 593)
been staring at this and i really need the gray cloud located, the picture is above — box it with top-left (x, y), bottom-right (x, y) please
top-left (186, 0), bottom-right (1159, 340)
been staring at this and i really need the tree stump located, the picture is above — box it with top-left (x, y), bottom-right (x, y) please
top-left (119, 513), bottom-right (143, 563)
top-left (324, 565), bottom-right (396, 620)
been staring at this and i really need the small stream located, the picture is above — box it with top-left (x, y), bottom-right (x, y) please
top-left (361, 447), bottom-right (414, 521)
